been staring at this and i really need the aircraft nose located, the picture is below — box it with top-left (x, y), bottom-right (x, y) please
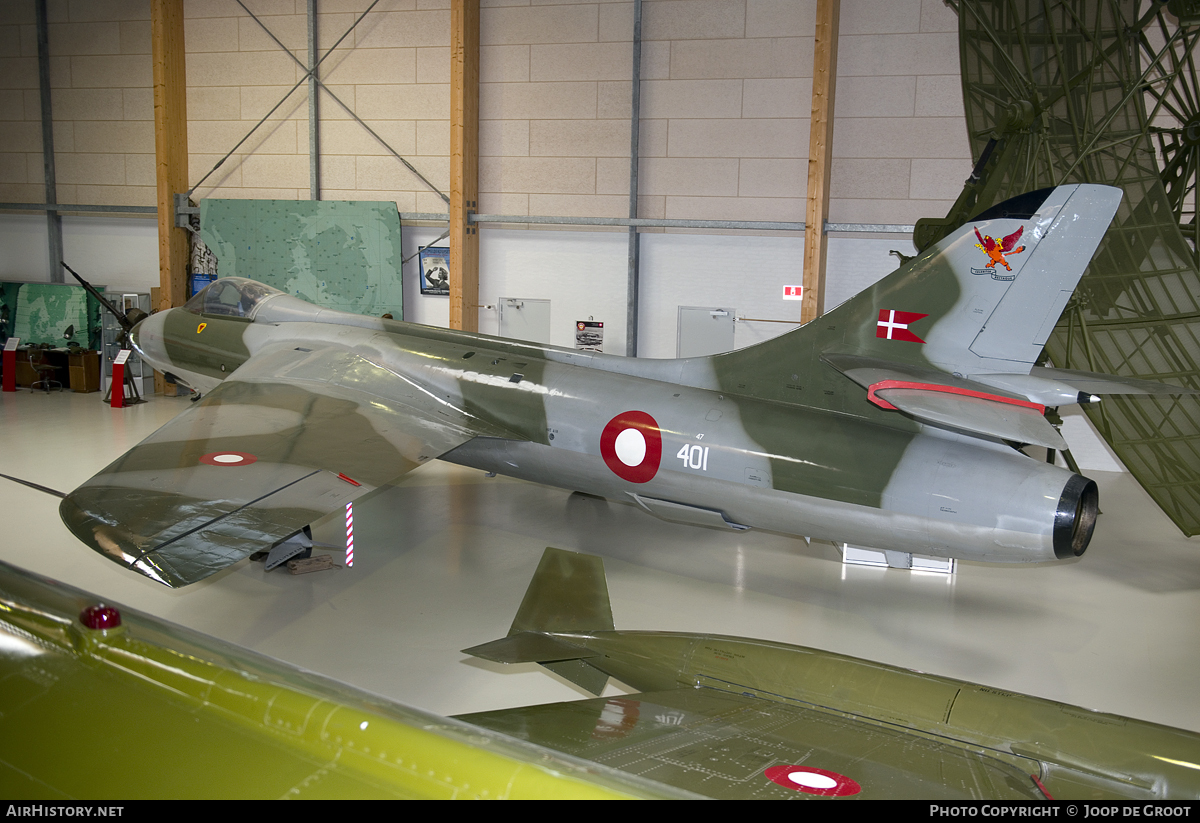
top-left (130, 310), bottom-right (168, 371)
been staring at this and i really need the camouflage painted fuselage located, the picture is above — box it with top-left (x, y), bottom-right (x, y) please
top-left (132, 287), bottom-right (1075, 566)
top-left (62, 185), bottom-right (1128, 587)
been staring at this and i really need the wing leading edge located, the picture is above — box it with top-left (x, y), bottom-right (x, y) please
top-left (61, 344), bottom-right (484, 587)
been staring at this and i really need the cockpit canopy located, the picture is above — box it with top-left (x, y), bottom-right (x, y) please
top-left (184, 277), bottom-right (283, 319)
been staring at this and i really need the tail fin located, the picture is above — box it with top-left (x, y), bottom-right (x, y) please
top-left (462, 548), bottom-right (613, 695)
top-left (508, 547), bottom-right (614, 636)
top-left (712, 184), bottom-right (1122, 409)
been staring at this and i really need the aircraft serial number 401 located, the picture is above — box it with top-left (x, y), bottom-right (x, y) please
top-left (60, 185), bottom-right (1194, 587)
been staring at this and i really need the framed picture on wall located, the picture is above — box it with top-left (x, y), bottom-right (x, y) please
top-left (419, 246), bottom-right (450, 296)
top-left (575, 320), bottom-right (603, 352)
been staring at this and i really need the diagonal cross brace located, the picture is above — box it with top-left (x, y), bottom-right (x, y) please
top-left (189, 0), bottom-right (448, 204)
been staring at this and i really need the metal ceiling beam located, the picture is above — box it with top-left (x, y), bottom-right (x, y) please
top-left (308, 0), bottom-right (319, 201)
top-left (626, 0), bottom-right (643, 357)
top-left (450, 0), bottom-right (480, 333)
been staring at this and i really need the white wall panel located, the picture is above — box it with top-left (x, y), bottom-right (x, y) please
top-left (0, 213), bottom-right (157, 293)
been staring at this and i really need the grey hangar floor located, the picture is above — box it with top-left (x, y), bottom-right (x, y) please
top-left (1, 388), bottom-right (1196, 735)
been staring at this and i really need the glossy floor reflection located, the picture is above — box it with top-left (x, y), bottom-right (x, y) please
top-left (2, 388), bottom-right (1198, 732)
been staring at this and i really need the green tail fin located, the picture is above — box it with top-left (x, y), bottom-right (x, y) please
top-left (709, 184), bottom-right (1122, 411)
top-left (508, 547), bottom-right (614, 636)
top-left (462, 548), bottom-right (615, 695)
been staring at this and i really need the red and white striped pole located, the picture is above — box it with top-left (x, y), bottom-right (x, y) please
top-left (345, 501), bottom-right (354, 567)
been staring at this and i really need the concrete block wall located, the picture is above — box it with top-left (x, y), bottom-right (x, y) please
top-left (0, 0), bottom-right (155, 208)
top-left (0, 0), bottom-right (969, 223)
top-left (0, 0), bottom-right (972, 328)
top-left (831, 0), bottom-right (970, 224)
top-left (0, 3), bottom-right (43, 206)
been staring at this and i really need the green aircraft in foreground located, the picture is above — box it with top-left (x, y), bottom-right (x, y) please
top-left (0, 558), bottom-right (675, 799)
top-left (5, 547), bottom-right (1196, 800)
top-left (460, 547), bottom-right (1200, 800)
top-left (58, 184), bottom-right (1194, 586)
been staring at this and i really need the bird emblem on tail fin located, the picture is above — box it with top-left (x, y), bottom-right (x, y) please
top-left (973, 226), bottom-right (1026, 271)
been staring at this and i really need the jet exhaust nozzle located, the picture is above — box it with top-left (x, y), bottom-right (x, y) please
top-left (1053, 474), bottom-right (1098, 559)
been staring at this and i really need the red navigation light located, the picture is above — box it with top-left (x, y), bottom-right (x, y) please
top-left (80, 605), bottom-right (122, 630)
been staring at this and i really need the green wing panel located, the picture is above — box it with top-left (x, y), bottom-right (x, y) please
top-left (463, 631), bottom-right (598, 665)
top-left (457, 688), bottom-right (1042, 800)
top-left (60, 345), bottom-right (481, 587)
top-left (0, 560), bottom-right (669, 799)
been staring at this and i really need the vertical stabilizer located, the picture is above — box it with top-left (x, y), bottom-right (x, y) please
top-left (509, 547), bottom-right (614, 636)
top-left (709, 184), bottom-right (1122, 410)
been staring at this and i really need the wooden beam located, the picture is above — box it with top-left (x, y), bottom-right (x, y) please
top-left (34, 0), bottom-right (63, 284)
top-left (151, 0), bottom-right (188, 313)
top-left (449, 0), bottom-right (479, 332)
top-left (802, 0), bottom-right (839, 325)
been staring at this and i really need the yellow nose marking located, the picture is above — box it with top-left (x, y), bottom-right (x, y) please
top-left (197, 322), bottom-right (207, 333)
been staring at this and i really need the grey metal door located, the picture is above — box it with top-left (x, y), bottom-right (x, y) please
top-left (677, 306), bottom-right (735, 357)
top-left (499, 297), bottom-right (551, 344)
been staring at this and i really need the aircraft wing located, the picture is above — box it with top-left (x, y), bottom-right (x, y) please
top-left (60, 344), bottom-right (485, 587)
top-left (456, 686), bottom-right (1041, 800)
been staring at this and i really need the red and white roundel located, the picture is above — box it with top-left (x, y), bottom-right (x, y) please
top-left (764, 765), bottom-right (861, 796)
top-left (600, 411), bottom-right (662, 483)
top-left (199, 451), bottom-right (258, 467)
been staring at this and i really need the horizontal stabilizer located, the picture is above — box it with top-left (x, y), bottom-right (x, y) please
top-left (823, 352), bottom-right (1029, 400)
top-left (823, 352), bottom-right (1064, 448)
top-left (1030, 367), bottom-right (1199, 397)
top-left (875, 387), bottom-right (1066, 450)
top-left (463, 632), bottom-right (596, 665)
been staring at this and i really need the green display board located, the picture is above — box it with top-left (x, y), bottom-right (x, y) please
top-left (0, 281), bottom-right (103, 349)
top-left (200, 199), bottom-right (404, 318)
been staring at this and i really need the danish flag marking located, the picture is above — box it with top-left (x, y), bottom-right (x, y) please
top-left (876, 309), bottom-right (928, 343)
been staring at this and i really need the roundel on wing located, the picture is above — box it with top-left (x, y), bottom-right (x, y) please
top-left (600, 411), bottom-right (662, 483)
top-left (763, 765), bottom-right (861, 796)
top-left (199, 451), bottom-right (258, 467)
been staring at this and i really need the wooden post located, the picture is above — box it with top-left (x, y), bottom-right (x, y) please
top-left (802, 0), bottom-right (839, 325)
top-left (151, 0), bottom-right (188, 313)
top-left (152, 0), bottom-right (188, 395)
top-left (450, 0), bottom-right (479, 332)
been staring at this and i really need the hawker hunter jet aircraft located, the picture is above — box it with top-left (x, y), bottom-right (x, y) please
top-left (59, 184), bottom-right (1191, 587)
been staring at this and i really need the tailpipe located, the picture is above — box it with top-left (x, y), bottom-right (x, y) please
top-left (1053, 474), bottom-right (1099, 559)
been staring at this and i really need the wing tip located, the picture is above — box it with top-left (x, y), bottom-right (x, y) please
top-left (58, 494), bottom-right (188, 588)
